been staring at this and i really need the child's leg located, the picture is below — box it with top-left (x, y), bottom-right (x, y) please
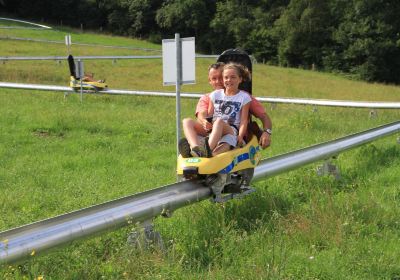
top-left (208, 118), bottom-right (234, 150)
top-left (212, 142), bottom-right (230, 156)
top-left (182, 118), bottom-right (208, 148)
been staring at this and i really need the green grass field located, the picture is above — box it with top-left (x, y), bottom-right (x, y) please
top-left (0, 22), bottom-right (400, 279)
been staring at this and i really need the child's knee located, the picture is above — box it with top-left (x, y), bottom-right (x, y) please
top-left (213, 118), bottom-right (224, 126)
top-left (182, 118), bottom-right (193, 127)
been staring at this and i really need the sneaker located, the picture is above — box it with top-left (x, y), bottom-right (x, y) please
top-left (190, 146), bottom-right (206, 157)
top-left (178, 138), bottom-right (191, 158)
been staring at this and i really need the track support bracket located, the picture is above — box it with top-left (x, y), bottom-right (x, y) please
top-left (316, 159), bottom-right (341, 180)
top-left (127, 220), bottom-right (164, 251)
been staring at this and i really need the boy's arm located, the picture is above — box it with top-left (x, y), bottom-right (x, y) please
top-left (195, 95), bottom-right (209, 117)
top-left (258, 114), bottom-right (272, 148)
top-left (195, 94), bottom-right (212, 131)
top-left (238, 103), bottom-right (250, 146)
top-left (249, 97), bottom-right (272, 149)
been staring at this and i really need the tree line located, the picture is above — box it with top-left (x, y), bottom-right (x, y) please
top-left (2, 0), bottom-right (400, 84)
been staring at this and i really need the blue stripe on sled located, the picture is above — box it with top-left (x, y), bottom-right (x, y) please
top-left (218, 146), bottom-right (260, 174)
top-left (218, 153), bottom-right (249, 174)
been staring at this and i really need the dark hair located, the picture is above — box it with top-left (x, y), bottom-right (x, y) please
top-left (208, 62), bottom-right (225, 71)
top-left (223, 63), bottom-right (251, 82)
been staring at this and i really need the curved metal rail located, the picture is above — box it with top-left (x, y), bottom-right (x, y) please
top-left (253, 120), bottom-right (400, 180)
top-left (257, 96), bottom-right (400, 109)
top-left (0, 55), bottom-right (217, 61)
top-left (0, 55), bottom-right (162, 61)
top-left (0, 181), bottom-right (211, 264)
top-left (0, 121), bottom-right (399, 264)
top-left (0, 36), bottom-right (161, 52)
top-left (0, 17), bottom-right (52, 29)
top-left (1, 82), bottom-right (400, 109)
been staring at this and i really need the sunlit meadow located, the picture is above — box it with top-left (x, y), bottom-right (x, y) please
top-left (0, 21), bottom-right (399, 279)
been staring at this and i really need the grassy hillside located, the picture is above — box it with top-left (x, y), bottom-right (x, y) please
top-left (0, 23), bottom-right (400, 279)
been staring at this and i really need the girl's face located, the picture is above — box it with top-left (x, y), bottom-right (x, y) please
top-left (208, 68), bottom-right (224, 90)
top-left (223, 68), bottom-right (242, 92)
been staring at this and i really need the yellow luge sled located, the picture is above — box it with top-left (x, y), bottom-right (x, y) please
top-left (177, 135), bottom-right (261, 177)
top-left (69, 76), bottom-right (108, 91)
top-left (177, 135), bottom-right (261, 203)
top-left (68, 54), bottom-right (108, 91)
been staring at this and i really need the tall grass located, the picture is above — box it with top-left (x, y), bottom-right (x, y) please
top-left (0, 25), bottom-right (400, 279)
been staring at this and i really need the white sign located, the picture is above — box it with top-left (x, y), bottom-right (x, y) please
top-left (162, 37), bottom-right (195, 85)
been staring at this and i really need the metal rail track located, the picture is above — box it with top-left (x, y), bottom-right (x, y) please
top-left (1, 82), bottom-right (400, 109)
top-left (0, 55), bottom-right (218, 61)
top-left (1, 120), bottom-right (399, 264)
top-left (0, 36), bottom-right (161, 51)
top-left (256, 96), bottom-right (400, 109)
top-left (0, 17), bottom-right (52, 29)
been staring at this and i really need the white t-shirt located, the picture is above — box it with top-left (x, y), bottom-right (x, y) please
top-left (209, 89), bottom-right (251, 128)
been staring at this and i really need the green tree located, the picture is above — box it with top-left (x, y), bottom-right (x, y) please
top-left (274, 0), bottom-right (333, 68)
top-left (245, 0), bottom-right (289, 63)
top-left (328, 0), bottom-right (400, 83)
top-left (210, 0), bottom-right (254, 53)
top-left (129, 0), bottom-right (162, 37)
top-left (155, 0), bottom-right (214, 50)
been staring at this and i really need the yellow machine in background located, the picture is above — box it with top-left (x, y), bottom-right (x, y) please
top-left (69, 76), bottom-right (107, 91)
top-left (68, 54), bottom-right (108, 91)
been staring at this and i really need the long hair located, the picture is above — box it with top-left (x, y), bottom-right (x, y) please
top-left (223, 63), bottom-right (251, 82)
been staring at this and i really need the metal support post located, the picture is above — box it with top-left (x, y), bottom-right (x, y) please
top-left (175, 33), bottom-right (182, 157)
top-left (76, 59), bottom-right (84, 102)
top-left (127, 220), bottom-right (164, 252)
top-left (65, 34), bottom-right (71, 55)
top-left (369, 109), bottom-right (377, 119)
top-left (316, 159), bottom-right (341, 180)
top-left (80, 80), bottom-right (83, 102)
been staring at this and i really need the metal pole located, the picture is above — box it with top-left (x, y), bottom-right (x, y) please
top-left (65, 35), bottom-right (71, 55)
top-left (253, 120), bottom-right (400, 181)
top-left (0, 17), bottom-right (52, 29)
top-left (175, 33), bottom-right (182, 156)
top-left (1, 82), bottom-right (400, 110)
top-left (0, 55), bottom-right (217, 61)
top-left (75, 59), bottom-right (84, 103)
top-left (255, 96), bottom-right (400, 109)
top-left (80, 80), bottom-right (83, 102)
top-left (0, 121), bottom-right (399, 264)
top-left (0, 181), bottom-right (211, 264)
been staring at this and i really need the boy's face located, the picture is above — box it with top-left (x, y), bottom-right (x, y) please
top-left (208, 68), bottom-right (224, 90)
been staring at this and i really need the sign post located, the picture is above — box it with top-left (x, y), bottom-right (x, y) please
top-left (65, 34), bottom-right (72, 55)
top-left (75, 59), bottom-right (84, 102)
top-left (162, 34), bottom-right (195, 156)
top-left (175, 33), bottom-right (182, 151)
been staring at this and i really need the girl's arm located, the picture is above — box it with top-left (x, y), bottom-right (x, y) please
top-left (237, 103), bottom-right (250, 146)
